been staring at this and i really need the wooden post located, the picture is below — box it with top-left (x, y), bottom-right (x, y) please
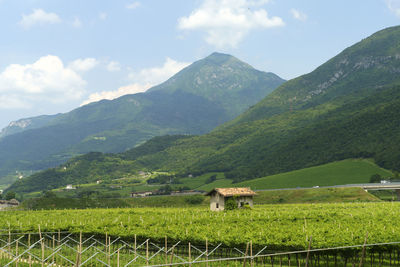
top-left (165, 236), bottom-right (168, 265)
top-left (105, 232), bottom-right (108, 251)
top-left (52, 234), bottom-right (55, 264)
top-left (15, 239), bottom-right (18, 267)
top-left (170, 246), bottom-right (175, 264)
top-left (359, 232), bottom-right (369, 267)
top-left (206, 238), bottom-right (209, 267)
top-left (58, 229), bottom-right (61, 246)
top-left (146, 239), bottom-right (149, 266)
top-left (243, 242), bottom-right (249, 267)
top-left (117, 249), bottom-right (120, 267)
top-left (39, 225), bottom-right (44, 267)
top-left (79, 231), bottom-right (82, 265)
top-left (108, 236), bottom-right (111, 266)
top-left (8, 227), bottom-right (11, 253)
top-left (28, 234), bottom-right (32, 267)
top-left (134, 234), bottom-right (137, 260)
top-left (75, 244), bottom-right (80, 266)
top-left (250, 240), bottom-right (253, 267)
top-left (305, 236), bottom-right (312, 267)
top-left (189, 242), bottom-right (191, 266)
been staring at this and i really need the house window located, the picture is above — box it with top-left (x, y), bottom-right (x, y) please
top-left (216, 203), bottom-right (219, 209)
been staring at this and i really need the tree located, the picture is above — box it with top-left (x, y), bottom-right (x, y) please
top-left (42, 190), bottom-right (57, 198)
top-left (205, 175), bottom-right (217, 184)
top-left (369, 174), bottom-right (382, 183)
top-left (5, 191), bottom-right (16, 200)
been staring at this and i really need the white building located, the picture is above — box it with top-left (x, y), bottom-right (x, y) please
top-left (130, 191), bottom-right (153, 198)
top-left (65, 184), bottom-right (75, 190)
top-left (206, 187), bottom-right (256, 211)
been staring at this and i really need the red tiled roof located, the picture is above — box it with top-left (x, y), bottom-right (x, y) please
top-left (206, 187), bottom-right (256, 197)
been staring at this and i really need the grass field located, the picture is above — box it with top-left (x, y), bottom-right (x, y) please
top-left (235, 159), bottom-right (393, 190)
top-left (254, 187), bottom-right (380, 204)
top-left (185, 159), bottom-right (393, 192)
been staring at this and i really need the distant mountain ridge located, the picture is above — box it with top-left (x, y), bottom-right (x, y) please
top-left (0, 52), bottom-right (285, 186)
top-left (0, 114), bottom-right (60, 139)
top-left (9, 26), bottom-right (400, 194)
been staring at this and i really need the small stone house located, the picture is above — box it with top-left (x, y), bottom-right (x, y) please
top-left (206, 187), bottom-right (256, 211)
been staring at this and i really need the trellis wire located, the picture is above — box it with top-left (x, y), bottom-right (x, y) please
top-left (0, 232), bottom-right (400, 266)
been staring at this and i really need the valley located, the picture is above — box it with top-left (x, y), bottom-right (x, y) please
top-left (1, 17), bottom-right (400, 266)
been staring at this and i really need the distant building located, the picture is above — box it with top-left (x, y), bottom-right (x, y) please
top-left (130, 191), bottom-right (153, 198)
top-left (0, 199), bottom-right (20, 209)
top-left (170, 190), bottom-right (202, 196)
top-left (65, 184), bottom-right (75, 190)
top-left (206, 187), bottom-right (256, 211)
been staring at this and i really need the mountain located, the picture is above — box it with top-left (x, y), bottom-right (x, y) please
top-left (9, 26), bottom-right (400, 194)
top-left (0, 52), bottom-right (285, 186)
top-left (0, 114), bottom-right (60, 139)
top-left (149, 25), bottom-right (400, 180)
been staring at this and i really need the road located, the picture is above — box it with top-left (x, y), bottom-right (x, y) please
top-left (254, 182), bottom-right (400, 192)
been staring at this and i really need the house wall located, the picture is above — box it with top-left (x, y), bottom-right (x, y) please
top-left (235, 196), bottom-right (254, 208)
top-left (210, 192), bottom-right (225, 211)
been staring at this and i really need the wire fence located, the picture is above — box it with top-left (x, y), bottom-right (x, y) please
top-left (0, 231), bottom-right (400, 266)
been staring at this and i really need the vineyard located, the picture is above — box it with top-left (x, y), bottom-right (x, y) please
top-left (1, 202), bottom-right (400, 250)
top-left (1, 231), bottom-right (400, 266)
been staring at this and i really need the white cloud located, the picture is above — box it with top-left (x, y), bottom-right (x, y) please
top-left (99, 12), bottom-right (108, 20)
top-left (126, 1), bottom-right (141, 9)
top-left (81, 57), bottom-right (190, 105)
top-left (68, 58), bottom-right (99, 72)
top-left (178, 0), bottom-right (284, 48)
top-left (387, 0), bottom-right (400, 16)
top-left (0, 55), bottom-right (86, 109)
top-left (0, 95), bottom-right (29, 109)
top-left (107, 61), bottom-right (121, 72)
top-left (72, 17), bottom-right (82, 28)
top-left (81, 83), bottom-right (152, 106)
top-left (129, 57), bottom-right (190, 84)
top-left (19, 9), bottom-right (61, 29)
top-left (290, 9), bottom-right (307, 21)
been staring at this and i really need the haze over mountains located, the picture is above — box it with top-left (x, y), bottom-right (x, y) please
top-left (0, 52), bottom-right (285, 186)
top-left (8, 25), bottom-right (400, 194)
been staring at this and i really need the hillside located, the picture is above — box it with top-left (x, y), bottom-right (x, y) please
top-left (110, 26), bottom-right (400, 180)
top-left (0, 53), bottom-right (284, 186)
top-left (8, 25), bottom-right (400, 194)
top-left (195, 159), bottom-right (393, 191)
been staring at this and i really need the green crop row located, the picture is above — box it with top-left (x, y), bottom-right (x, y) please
top-left (1, 202), bottom-right (399, 251)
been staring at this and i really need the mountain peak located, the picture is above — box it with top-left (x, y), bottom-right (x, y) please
top-left (202, 52), bottom-right (250, 67)
top-left (147, 53), bottom-right (284, 109)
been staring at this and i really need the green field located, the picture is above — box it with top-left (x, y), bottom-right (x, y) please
top-left (235, 159), bottom-right (393, 190)
top-left (186, 159), bottom-right (393, 192)
top-left (149, 158), bottom-right (393, 193)
top-left (253, 187), bottom-right (380, 204)
top-left (2, 202), bottom-right (400, 250)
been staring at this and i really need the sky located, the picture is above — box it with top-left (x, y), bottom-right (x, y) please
top-left (0, 0), bottom-right (400, 129)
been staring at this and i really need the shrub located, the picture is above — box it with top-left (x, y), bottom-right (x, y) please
top-left (225, 197), bottom-right (237, 210)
